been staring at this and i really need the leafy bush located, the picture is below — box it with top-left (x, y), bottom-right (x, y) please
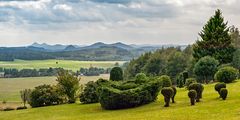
top-left (20, 89), bottom-right (31, 107)
top-left (188, 83), bottom-right (204, 102)
top-left (188, 90), bottom-right (197, 105)
top-left (80, 81), bottom-right (99, 104)
top-left (161, 87), bottom-right (174, 107)
top-left (214, 83), bottom-right (226, 95)
top-left (29, 84), bottom-right (63, 108)
top-left (135, 73), bottom-right (148, 84)
top-left (98, 79), bottom-right (161, 110)
top-left (56, 70), bottom-right (80, 103)
top-left (171, 86), bottom-right (177, 103)
top-left (185, 78), bottom-right (197, 89)
top-left (159, 75), bottom-right (172, 87)
top-left (194, 56), bottom-right (219, 83)
top-left (220, 88), bottom-right (228, 100)
top-left (214, 66), bottom-right (239, 83)
top-left (16, 106), bottom-right (27, 110)
top-left (176, 73), bottom-right (184, 88)
top-left (110, 67), bottom-right (123, 81)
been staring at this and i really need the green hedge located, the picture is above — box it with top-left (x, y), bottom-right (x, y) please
top-left (98, 79), bottom-right (161, 110)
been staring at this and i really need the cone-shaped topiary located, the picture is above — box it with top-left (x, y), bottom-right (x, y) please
top-left (161, 87), bottom-right (174, 107)
top-left (214, 83), bottom-right (226, 96)
top-left (171, 86), bottom-right (177, 103)
top-left (220, 88), bottom-right (228, 100)
top-left (110, 67), bottom-right (123, 81)
top-left (188, 90), bottom-right (197, 105)
top-left (188, 83), bottom-right (204, 102)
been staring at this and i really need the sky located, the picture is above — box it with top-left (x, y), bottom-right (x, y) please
top-left (0, 0), bottom-right (239, 47)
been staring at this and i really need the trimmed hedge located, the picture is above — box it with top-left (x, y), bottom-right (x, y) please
top-left (185, 78), bottom-right (197, 89)
top-left (98, 79), bottom-right (161, 110)
top-left (220, 88), bottom-right (228, 100)
top-left (80, 81), bottom-right (99, 104)
top-left (110, 67), bottom-right (123, 81)
top-left (214, 66), bottom-right (239, 83)
top-left (188, 90), bottom-right (197, 105)
top-left (171, 86), bottom-right (177, 103)
top-left (135, 73), bottom-right (148, 84)
top-left (214, 83), bottom-right (226, 95)
top-left (159, 75), bottom-right (172, 87)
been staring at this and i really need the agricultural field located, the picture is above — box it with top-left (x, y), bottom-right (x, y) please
top-left (0, 59), bottom-right (125, 71)
top-left (0, 74), bottom-right (109, 102)
top-left (0, 80), bottom-right (240, 120)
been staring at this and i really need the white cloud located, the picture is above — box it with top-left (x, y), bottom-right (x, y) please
top-left (53, 4), bottom-right (72, 11)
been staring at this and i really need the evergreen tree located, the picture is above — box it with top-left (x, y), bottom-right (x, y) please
top-left (193, 9), bottom-right (235, 64)
top-left (230, 26), bottom-right (240, 49)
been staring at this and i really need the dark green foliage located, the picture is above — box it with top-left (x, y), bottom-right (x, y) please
top-left (188, 90), bottom-right (197, 105)
top-left (214, 83), bottom-right (226, 95)
top-left (98, 79), bottom-right (162, 110)
top-left (232, 49), bottom-right (240, 70)
top-left (230, 26), bottom-right (240, 49)
top-left (29, 84), bottom-right (63, 108)
top-left (171, 86), bottom-right (177, 103)
top-left (214, 66), bottom-right (239, 83)
top-left (188, 83), bottom-right (204, 102)
top-left (110, 67), bottom-right (123, 81)
top-left (135, 73), bottom-right (148, 84)
top-left (56, 70), bottom-right (80, 103)
top-left (16, 106), bottom-right (27, 110)
top-left (193, 9), bottom-right (235, 64)
top-left (161, 87), bottom-right (174, 107)
top-left (159, 75), bottom-right (172, 87)
top-left (185, 78), bottom-right (197, 89)
top-left (176, 71), bottom-right (189, 88)
top-left (20, 89), bottom-right (31, 107)
top-left (194, 56), bottom-right (219, 83)
top-left (80, 81), bottom-right (99, 104)
top-left (78, 67), bottom-right (110, 76)
top-left (220, 88), bottom-right (228, 100)
top-left (182, 71), bottom-right (189, 84)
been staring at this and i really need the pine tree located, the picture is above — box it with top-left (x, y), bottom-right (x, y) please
top-left (193, 9), bottom-right (235, 64)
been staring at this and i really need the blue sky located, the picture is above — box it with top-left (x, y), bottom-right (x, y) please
top-left (0, 0), bottom-right (239, 46)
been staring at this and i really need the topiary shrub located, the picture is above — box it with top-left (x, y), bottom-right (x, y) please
top-left (110, 67), bottom-right (123, 81)
top-left (80, 81), bottom-right (99, 104)
top-left (161, 87), bottom-right (174, 107)
top-left (135, 73), bottom-right (148, 84)
top-left (98, 79), bottom-right (161, 110)
top-left (220, 88), bottom-right (228, 100)
top-left (29, 84), bottom-right (64, 108)
top-left (188, 90), bottom-right (197, 105)
top-left (185, 78), bottom-right (197, 89)
top-left (214, 83), bottom-right (226, 95)
top-left (159, 75), bottom-right (172, 88)
top-left (214, 66), bottom-right (239, 83)
top-left (188, 83), bottom-right (204, 102)
top-left (171, 86), bottom-right (177, 103)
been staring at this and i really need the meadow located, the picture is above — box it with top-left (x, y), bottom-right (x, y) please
top-left (0, 59), bottom-right (125, 71)
top-left (0, 80), bottom-right (240, 120)
top-left (0, 75), bottom-right (109, 102)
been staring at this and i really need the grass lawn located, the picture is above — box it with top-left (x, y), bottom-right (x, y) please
top-left (0, 59), bottom-right (125, 71)
top-left (0, 80), bottom-right (240, 120)
top-left (0, 75), bottom-right (109, 102)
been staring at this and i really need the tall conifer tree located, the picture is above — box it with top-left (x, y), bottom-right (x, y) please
top-left (193, 9), bottom-right (235, 64)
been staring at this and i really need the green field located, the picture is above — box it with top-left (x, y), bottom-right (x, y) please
top-left (1, 80), bottom-right (240, 120)
top-left (0, 59), bottom-right (125, 71)
top-left (0, 75), bottom-right (109, 102)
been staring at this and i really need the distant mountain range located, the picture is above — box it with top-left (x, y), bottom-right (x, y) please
top-left (0, 42), bottom-right (187, 61)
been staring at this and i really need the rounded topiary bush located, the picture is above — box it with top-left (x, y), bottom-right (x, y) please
top-left (220, 88), bottom-right (228, 100)
top-left (98, 79), bottom-right (161, 110)
top-left (135, 73), bottom-right (148, 84)
top-left (185, 78), bottom-right (197, 89)
top-left (214, 66), bottom-right (239, 83)
top-left (80, 81), bottom-right (99, 104)
top-left (110, 67), bottom-right (123, 81)
top-left (214, 83), bottom-right (226, 95)
top-left (188, 90), bottom-right (197, 105)
top-left (161, 87), bottom-right (174, 107)
top-left (188, 83), bottom-right (204, 102)
top-left (171, 86), bottom-right (177, 103)
top-left (159, 75), bottom-right (172, 88)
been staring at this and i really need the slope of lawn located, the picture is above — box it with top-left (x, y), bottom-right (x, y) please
top-left (0, 59), bottom-right (125, 71)
top-left (0, 80), bottom-right (240, 120)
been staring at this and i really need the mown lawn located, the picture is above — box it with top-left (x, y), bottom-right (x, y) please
top-left (0, 80), bottom-right (240, 120)
top-left (0, 59), bottom-right (125, 71)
